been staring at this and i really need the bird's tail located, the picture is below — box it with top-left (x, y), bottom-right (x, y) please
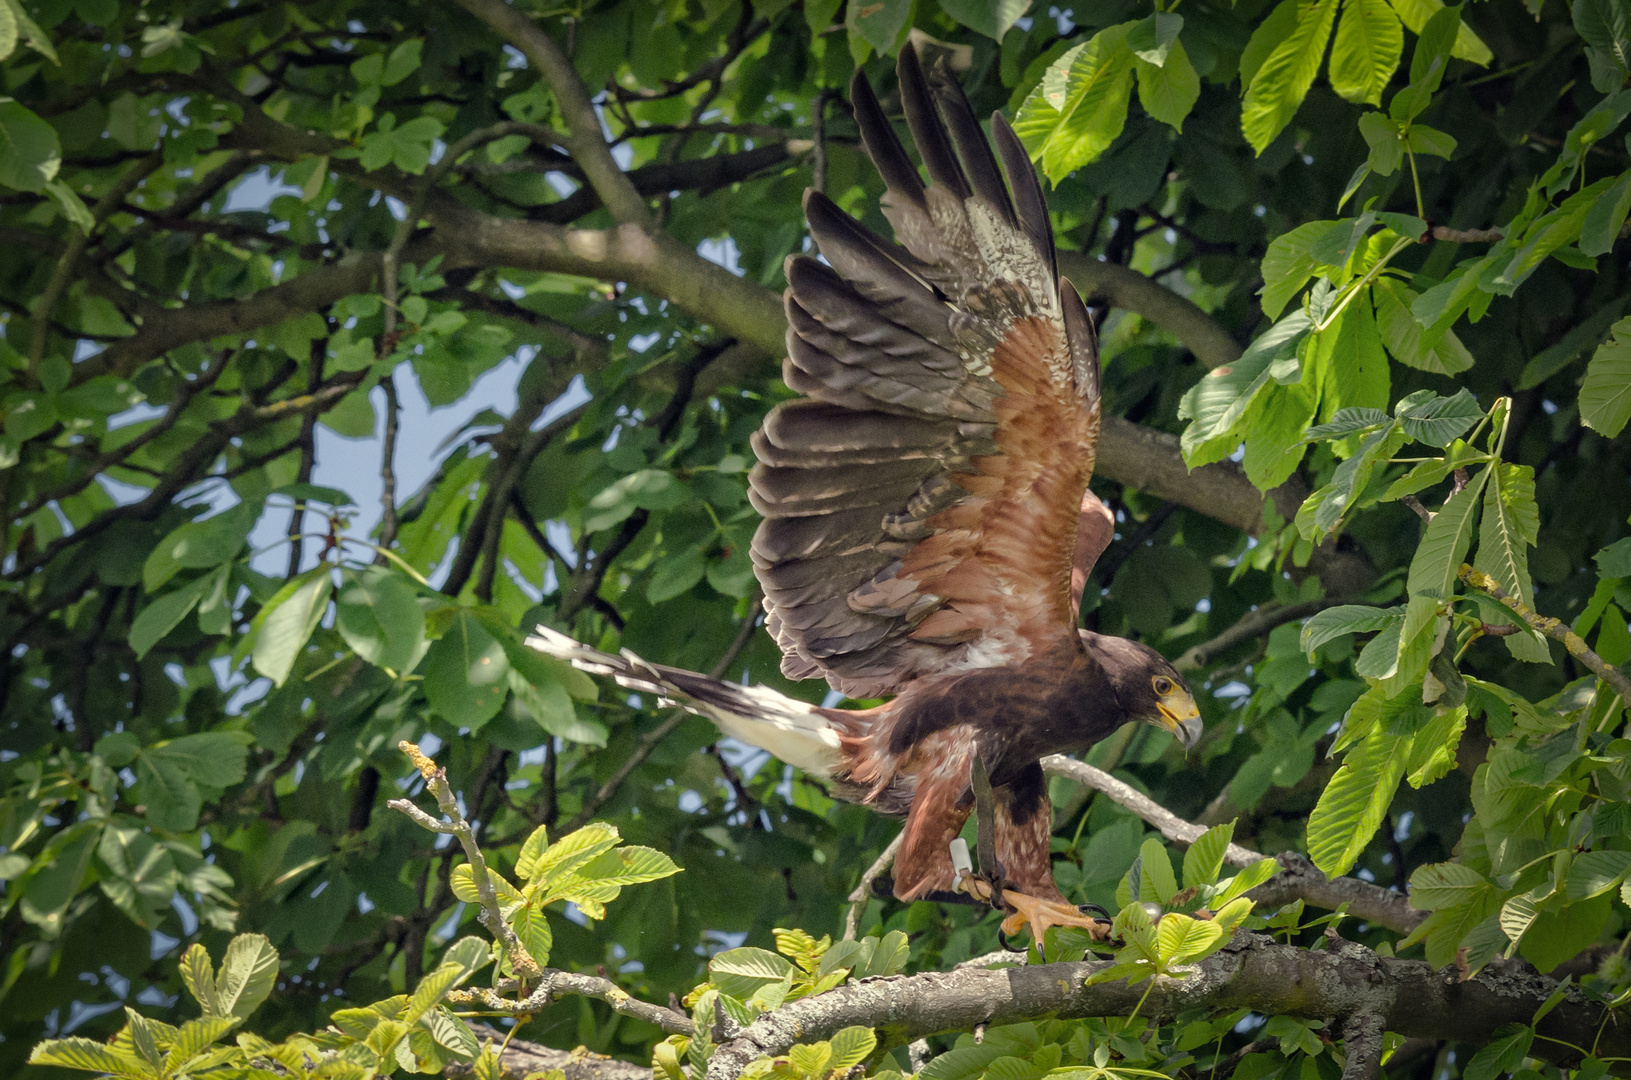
top-left (525, 626), bottom-right (843, 778)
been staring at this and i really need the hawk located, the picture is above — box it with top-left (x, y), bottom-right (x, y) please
top-left (530, 47), bottom-right (1201, 950)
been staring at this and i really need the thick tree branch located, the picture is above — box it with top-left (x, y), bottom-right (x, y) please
top-left (705, 934), bottom-right (1622, 1080)
top-left (1057, 253), bottom-right (1243, 370)
top-left (455, 0), bottom-right (652, 227)
top-left (1245, 853), bottom-right (1424, 935)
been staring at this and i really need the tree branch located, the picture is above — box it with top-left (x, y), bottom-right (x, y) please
top-left (1244, 853), bottom-right (1424, 935)
top-left (1173, 600), bottom-right (1340, 673)
top-left (1042, 756), bottom-right (1264, 867)
top-left (455, 0), bottom-right (652, 226)
top-left (455, 1026), bottom-right (651, 1080)
top-left (704, 935), bottom-right (1623, 1080)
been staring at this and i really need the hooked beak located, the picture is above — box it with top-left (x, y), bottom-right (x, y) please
top-left (1155, 696), bottom-right (1203, 751)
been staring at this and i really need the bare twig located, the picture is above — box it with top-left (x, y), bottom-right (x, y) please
top-left (1172, 599), bottom-right (1338, 673)
top-left (1460, 565), bottom-right (1631, 700)
top-left (843, 832), bottom-right (903, 940)
top-left (376, 373), bottom-right (401, 556)
top-left (29, 152), bottom-right (164, 376)
top-left (1042, 756), bottom-right (1264, 866)
top-left (449, 972), bottom-right (693, 1035)
top-left (388, 741), bottom-right (542, 978)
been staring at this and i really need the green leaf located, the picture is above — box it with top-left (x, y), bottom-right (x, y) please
top-left (144, 501), bottom-right (259, 591)
top-left (179, 944), bottom-right (220, 1015)
top-left (935, 0), bottom-right (1030, 41)
top-left (1373, 277), bottom-right (1473, 375)
top-left (1462, 1024), bottom-right (1533, 1080)
top-left (1182, 822), bottom-right (1235, 892)
top-left (1304, 407), bottom-right (1392, 442)
top-left (847, 0), bottom-right (910, 56)
top-left (1260, 220), bottom-right (1341, 319)
top-left (1573, 0), bottom-right (1631, 81)
top-left (164, 1016), bottom-right (240, 1073)
top-left (358, 114), bottom-right (445, 174)
top-left (532, 821), bottom-right (622, 882)
top-left (1307, 725), bottom-right (1413, 876)
top-left (1406, 123), bottom-right (1457, 159)
top-left (1179, 311), bottom-right (1310, 464)
top-left (828, 1027), bottom-right (878, 1071)
top-left (574, 845), bottom-right (681, 887)
top-left (1014, 24), bottom-right (1137, 183)
top-left (251, 569), bottom-right (333, 687)
top-left (1597, 537), bottom-right (1631, 578)
top-left (129, 573), bottom-right (212, 659)
top-left (1397, 388), bottom-right (1482, 447)
top-left (584, 469), bottom-right (685, 532)
top-left (215, 933), bottom-right (280, 1020)
top-left (0, 99), bottom-right (60, 193)
top-left (1387, 0), bottom-right (1491, 66)
top-left (1137, 837), bottom-right (1179, 904)
top-left (1127, 12), bottom-right (1183, 66)
top-left (1474, 463), bottom-right (1551, 664)
top-left (1330, 0), bottom-right (1403, 106)
top-left (709, 946), bottom-right (794, 1000)
top-left (1300, 605), bottom-right (1400, 655)
top-left (1215, 858), bottom-right (1280, 905)
top-left (1405, 704), bottom-right (1466, 787)
top-left (1581, 317), bottom-right (1631, 437)
top-left (1357, 111), bottom-right (1404, 176)
top-left (1135, 41), bottom-right (1200, 132)
top-left (381, 39), bottom-right (424, 86)
top-left (1241, 0), bottom-right (1339, 154)
top-left (422, 609), bottom-right (510, 730)
top-left (1155, 913), bottom-right (1226, 965)
top-left (336, 567), bottom-right (428, 675)
top-left (511, 902), bottom-right (554, 969)
top-left (95, 821), bottom-right (177, 928)
top-left (648, 546), bottom-right (707, 604)
top-left (28, 1037), bottom-right (150, 1075)
top-left (1566, 850), bottom-right (1631, 899)
top-left (1407, 860), bottom-right (1491, 909)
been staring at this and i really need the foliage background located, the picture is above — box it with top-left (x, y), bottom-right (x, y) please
top-left (3, 0), bottom-right (1631, 1076)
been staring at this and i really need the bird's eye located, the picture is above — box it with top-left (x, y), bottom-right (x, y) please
top-left (1153, 676), bottom-right (1173, 696)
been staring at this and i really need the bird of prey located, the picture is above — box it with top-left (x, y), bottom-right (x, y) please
top-left (529, 47), bottom-right (1201, 950)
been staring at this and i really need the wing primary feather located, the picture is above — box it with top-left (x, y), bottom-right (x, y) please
top-left (1060, 277), bottom-right (1101, 403)
top-left (897, 44), bottom-right (972, 201)
top-left (927, 62), bottom-right (1014, 225)
top-left (850, 68), bottom-right (926, 209)
top-left (992, 113), bottom-right (1056, 283)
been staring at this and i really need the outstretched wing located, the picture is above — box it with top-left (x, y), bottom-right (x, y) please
top-left (749, 47), bottom-right (1101, 700)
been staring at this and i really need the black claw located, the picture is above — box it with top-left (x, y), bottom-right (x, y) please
top-left (1077, 902), bottom-right (1111, 920)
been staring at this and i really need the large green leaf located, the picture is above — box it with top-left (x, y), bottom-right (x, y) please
top-left (214, 933), bottom-right (281, 1020)
top-left (1407, 861), bottom-right (1490, 910)
top-left (129, 571), bottom-right (216, 659)
top-left (422, 609), bottom-right (510, 730)
top-left (1013, 23), bottom-right (1137, 183)
top-left (1306, 726), bottom-right (1412, 876)
top-left (1329, 0), bottom-right (1402, 106)
top-left (1134, 41), bottom-right (1200, 132)
top-left (1241, 0), bottom-right (1339, 153)
top-left (1473, 463), bottom-right (1551, 663)
top-left (1405, 471), bottom-right (1485, 599)
top-left (936, 0), bottom-right (1031, 40)
top-left (335, 566), bottom-right (428, 675)
top-left (0, 99), bottom-right (60, 193)
top-left (1581, 317), bottom-right (1631, 437)
top-left (251, 569), bottom-right (334, 686)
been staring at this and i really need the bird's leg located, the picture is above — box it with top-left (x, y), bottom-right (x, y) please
top-left (954, 756), bottom-right (1009, 910)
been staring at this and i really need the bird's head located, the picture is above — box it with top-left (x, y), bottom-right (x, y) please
top-left (1080, 631), bottom-right (1202, 751)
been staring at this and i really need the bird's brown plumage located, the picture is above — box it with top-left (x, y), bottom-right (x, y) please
top-left (530, 47), bottom-right (1199, 914)
top-left (748, 48), bottom-right (1118, 900)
